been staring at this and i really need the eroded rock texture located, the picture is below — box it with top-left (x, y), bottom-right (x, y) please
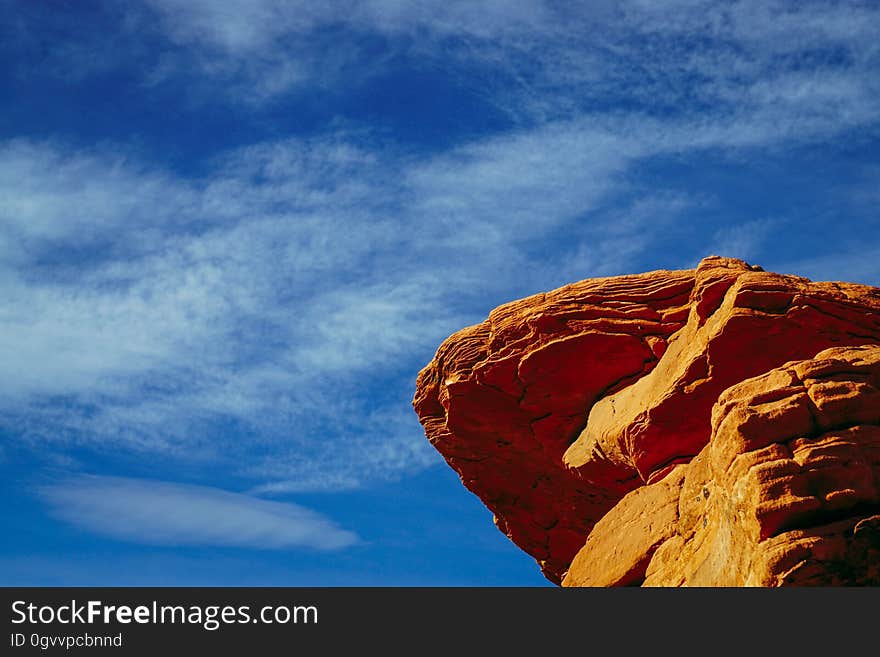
top-left (413, 257), bottom-right (880, 585)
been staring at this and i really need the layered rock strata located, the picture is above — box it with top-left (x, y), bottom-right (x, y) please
top-left (413, 257), bottom-right (880, 585)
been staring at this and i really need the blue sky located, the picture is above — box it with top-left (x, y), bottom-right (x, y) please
top-left (0, 1), bottom-right (878, 586)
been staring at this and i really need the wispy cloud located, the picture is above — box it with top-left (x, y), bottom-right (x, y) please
top-left (40, 475), bottom-right (359, 549)
top-left (0, 140), bottom-right (195, 252)
top-left (2, 93), bottom-right (877, 489)
top-left (9, 1), bottom-right (877, 116)
top-left (0, 136), bottom-right (458, 487)
top-left (709, 218), bottom-right (779, 263)
top-left (2, 1), bottom-right (878, 496)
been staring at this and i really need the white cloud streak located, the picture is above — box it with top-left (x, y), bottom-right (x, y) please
top-left (2, 1), bottom-right (878, 493)
top-left (39, 475), bottom-right (359, 549)
top-left (14, 1), bottom-right (876, 117)
top-left (1, 89), bottom-right (876, 486)
top-left (709, 218), bottom-right (779, 263)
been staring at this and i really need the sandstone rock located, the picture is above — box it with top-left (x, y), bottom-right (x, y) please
top-left (413, 257), bottom-right (880, 585)
top-left (563, 464), bottom-right (686, 587)
top-left (642, 345), bottom-right (880, 586)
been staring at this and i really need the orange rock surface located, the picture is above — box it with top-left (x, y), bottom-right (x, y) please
top-left (413, 257), bottom-right (880, 585)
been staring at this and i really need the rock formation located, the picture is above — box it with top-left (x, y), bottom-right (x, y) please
top-left (413, 257), bottom-right (880, 585)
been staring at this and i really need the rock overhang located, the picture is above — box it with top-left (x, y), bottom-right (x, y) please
top-left (413, 256), bottom-right (880, 584)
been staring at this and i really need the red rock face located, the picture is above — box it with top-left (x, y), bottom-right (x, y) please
top-left (413, 257), bottom-right (880, 585)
